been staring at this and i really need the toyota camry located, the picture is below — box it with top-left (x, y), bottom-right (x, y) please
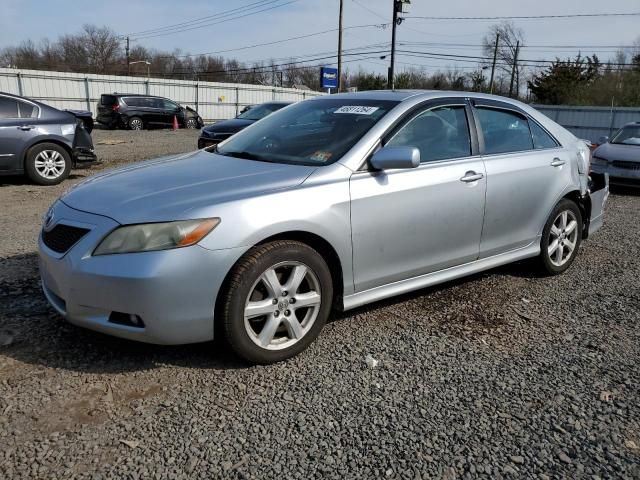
top-left (39, 91), bottom-right (609, 364)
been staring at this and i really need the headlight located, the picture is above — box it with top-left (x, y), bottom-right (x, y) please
top-left (94, 218), bottom-right (220, 255)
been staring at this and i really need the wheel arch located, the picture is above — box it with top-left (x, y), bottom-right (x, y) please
top-left (214, 230), bottom-right (345, 335)
top-left (23, 138), bottom-right (73, 169)
top-left (562, 190), bottom-right (591, 239)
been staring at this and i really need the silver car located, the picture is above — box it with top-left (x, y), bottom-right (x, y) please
top-left (591, 122), bottom-right (640, 186)
top-left (39, 91), bottom-right (609, 364)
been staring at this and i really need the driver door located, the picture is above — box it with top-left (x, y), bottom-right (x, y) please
top-left (349, 101), bottom-right (487, 292)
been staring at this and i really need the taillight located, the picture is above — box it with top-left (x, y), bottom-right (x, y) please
top-left (112, 104), bottom-right (120, 112)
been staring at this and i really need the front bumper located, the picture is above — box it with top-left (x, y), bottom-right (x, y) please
top-left (591, 163), bottom-right (640, 185)
top-left (38, 201), bottom-right (245, 345)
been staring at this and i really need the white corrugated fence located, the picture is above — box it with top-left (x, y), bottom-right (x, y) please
top-left (0, 68), bottom-right (321, 122)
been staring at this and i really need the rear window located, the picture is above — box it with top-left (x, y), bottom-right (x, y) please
top-left (17, 101), bottom-right (37, 118)
top-left (100, 95), bottom-right (117, 106)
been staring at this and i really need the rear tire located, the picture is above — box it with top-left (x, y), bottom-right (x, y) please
top-left (220, 241), bottom-right (333, 364)
top-left (538, 199), bottom-right (583, 275)
top-left (128, 116), bottom-right (144, 130)
top-left (25, 143), bottom-right (71, 186)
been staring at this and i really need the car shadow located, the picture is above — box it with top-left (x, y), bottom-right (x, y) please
top-left (610, 184), bottom-right (640, 196)
top-left (0, 173), bottom-right (87, 187)
top-left (0, 252), bottom-right (249, 374)
top-left (1, 249), bottom-right (541, 374)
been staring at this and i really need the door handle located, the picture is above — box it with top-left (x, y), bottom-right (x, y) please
top-left (550, 158), bottom-right (566, 167)
top-left (460, 171), bottom-right (484, 183)
top-left (17, 125), bottom-right (35, 131)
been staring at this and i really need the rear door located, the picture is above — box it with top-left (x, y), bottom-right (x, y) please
top-left (0, 95), bottom-right (40, 172)
top-left (350, 99), bottom-right (487, 292)
top-left (471, 99), bottom-right (572, 258)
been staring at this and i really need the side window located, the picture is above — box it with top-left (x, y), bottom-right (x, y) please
top-left (476, 107), bottom-right (533, 154)
top-left (162, 99), bottom-right (178, 111)
top-left (122, 97), bottom-right (140, 107)
top-left (530, 121), bottom-right (559, 149)
top-left (386, 105), bottom-right (471, 163)
top-left (17, 101), bottom-right (37, 119)
top-left (0, 97), bottom-right (19, 118)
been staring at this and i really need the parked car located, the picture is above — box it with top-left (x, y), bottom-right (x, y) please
top-left (198, 101), bottom-right (291, 148)
top-left (39, 91), bottom-right (608, 364)
top-left (0, 92), bottom-right (96, 185)
top-left (96, 93), bottom-right (203, 130)
top-left (591, 122), bottom-right (640, 186)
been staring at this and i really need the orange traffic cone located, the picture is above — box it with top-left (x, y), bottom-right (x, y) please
top-left (172, 115), bottom-right (179, 131)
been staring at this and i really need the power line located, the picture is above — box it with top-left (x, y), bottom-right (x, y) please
top-left (158, 24), bottom-right (389, 59)
top-left (406, 12), bottom-right (640, 20)
top-left (124, 0), bottom-right (280, 37)
top-left (130, 0), bottom-right (303, 40)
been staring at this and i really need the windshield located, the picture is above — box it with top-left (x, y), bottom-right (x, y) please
top-left (237, 103), bottom-right (286, 121)
top-left (611, 125), bottom-right (640, 145)
top-left (216, 98), bottom-right (399, 165)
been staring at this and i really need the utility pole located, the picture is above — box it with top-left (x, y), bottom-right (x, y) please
top-left (508, 40), bottom-right (520, 98)
top-left (389, 0), bottom-right (400, 90)
top-left (489, 32), bottom-right (499, 94)
top-left (337, 0), bottom-right (343, 92)
top-left (388, 1), bottom-right (410, 90)
top-left (126, 36), bottom-right (131, 76)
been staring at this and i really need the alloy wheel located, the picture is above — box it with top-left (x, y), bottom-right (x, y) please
top-left (186, 118), bottom-right (197, 129)
top-left (548, 210), bottom-right (579, 267)
top-left (34, 150), bottom-right (66, 180)
top-left (130, 118), bottom-right (143, 130)
top-left (243, 261), bottom-right (322, 351)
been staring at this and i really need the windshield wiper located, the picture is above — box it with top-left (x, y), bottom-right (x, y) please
top-left (217, 150), bottom-right (270, 161)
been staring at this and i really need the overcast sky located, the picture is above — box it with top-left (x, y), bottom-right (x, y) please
top-left (1, 0), bottom-right (639, 75)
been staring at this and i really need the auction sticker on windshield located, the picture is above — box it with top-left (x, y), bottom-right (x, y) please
top-left (334, 106), bottom-right (380, 115)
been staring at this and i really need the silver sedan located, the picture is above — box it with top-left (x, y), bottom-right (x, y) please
top-left (39, 91), bottom-right (609, 364)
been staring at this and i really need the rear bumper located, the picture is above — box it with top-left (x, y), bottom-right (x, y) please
top-left (73, 146), bottom-right (97, 164)
top-left (585, 172), bottom-right (609, 238)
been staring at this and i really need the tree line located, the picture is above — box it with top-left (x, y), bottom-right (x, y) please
top-left (1, 23), bottom-right (639, 106)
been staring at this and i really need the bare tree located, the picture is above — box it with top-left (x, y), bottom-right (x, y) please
top-left (482, 21), bottom-right (525, 95)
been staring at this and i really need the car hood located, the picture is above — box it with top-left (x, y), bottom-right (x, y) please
top-left (594, 142), bottom-right (640, 162)
top-left (202, 118), bottom-right (254, 134)
top-left (61, 150), bottom-right (316, 224)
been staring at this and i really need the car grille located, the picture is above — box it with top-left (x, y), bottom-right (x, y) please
top-left (42, 224), bottom-right (90, 253)
top-left (612, 160), bottom-right (640, 171)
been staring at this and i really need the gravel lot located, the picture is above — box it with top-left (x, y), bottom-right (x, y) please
top-left (1, 129), bottom-right (639, 479)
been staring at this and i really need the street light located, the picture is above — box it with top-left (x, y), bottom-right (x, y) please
top-left (129, 60), bottom-right (151, 78)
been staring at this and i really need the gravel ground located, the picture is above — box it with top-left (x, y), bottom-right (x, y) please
top-left (1, 130), bottom-right (639, 479)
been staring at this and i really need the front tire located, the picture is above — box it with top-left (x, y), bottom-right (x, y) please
top-left (538, 199), bottom-right (583, 275)
top-left (128, 116), bottom-right (144, 130)
top-left (221, 241), bottom-right (333, 364)
top-left (25, 143), bottom-right (71, 186)
top-left (185, 118), bottom-right (198, 129)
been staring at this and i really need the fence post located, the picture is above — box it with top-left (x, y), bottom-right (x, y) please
top-left (84, 77), bottom-right (91, 112)
top-left (235, 87), bottom-right (239, 116)
top-left (195, 82), bottom-right (199, 112)
top-left (272, 87), bottom-right (276, 101)
top-left (609, 109), bottom-right (617, 137)
top-left (145, 79), bottom-right (150, 95)
top-left (16, 72), bottom-right (24, 96)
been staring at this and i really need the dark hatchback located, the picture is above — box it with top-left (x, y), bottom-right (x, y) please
top-left (0, 92), bottom-right (96, 185)
top-left (198, 101), bottom-right (290, 149)
top-left (96, 94), bottom-right (203, 131)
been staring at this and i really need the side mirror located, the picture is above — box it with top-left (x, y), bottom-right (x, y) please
top-left (598, 135), bottom-right (609, 144)
top-left (370, 146), bottom-right (420, 170)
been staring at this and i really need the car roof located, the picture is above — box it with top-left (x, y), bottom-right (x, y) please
top-left (106, 93), bottom-right (167, 98)
top-left (312, 89), bottom-right (530, 106)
